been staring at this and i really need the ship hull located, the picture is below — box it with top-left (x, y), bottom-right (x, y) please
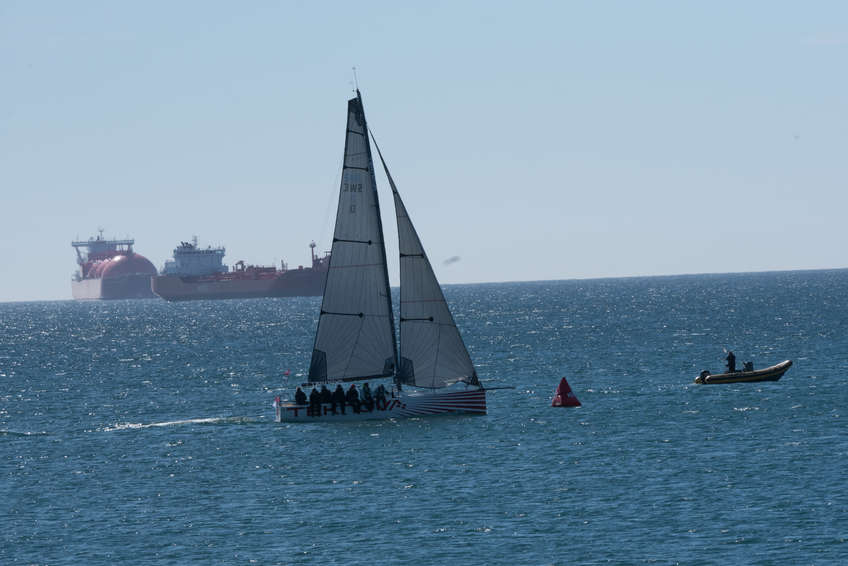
top-left (275, 389), bottom-right (487, 422)
top-left (152, 268), bottom-right (325, 301)
top-left (72, 274), bottom-right (157, 300)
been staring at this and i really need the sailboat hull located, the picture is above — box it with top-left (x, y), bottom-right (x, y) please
top-left (275, 389), bottom-right (487, 422)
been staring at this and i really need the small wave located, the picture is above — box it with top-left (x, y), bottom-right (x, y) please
top-left (0, 429), bottom-right (48, 437)
top-left (102, 416), bottom-right (261, 432)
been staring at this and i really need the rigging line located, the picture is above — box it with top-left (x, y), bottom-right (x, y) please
top-left (319, 155), bottom-right (345, 252)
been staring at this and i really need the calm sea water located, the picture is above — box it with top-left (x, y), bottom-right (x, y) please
top-left (2, 271), bottom-right (846, 565)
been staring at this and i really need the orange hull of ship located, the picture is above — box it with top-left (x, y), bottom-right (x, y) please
top-left (151, 268), bottom-right (325, 301)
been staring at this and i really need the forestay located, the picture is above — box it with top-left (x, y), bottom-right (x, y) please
top-left (309, 94), bottom-right (397, 382)
top-left (372, 138), bottom-right (479, 389)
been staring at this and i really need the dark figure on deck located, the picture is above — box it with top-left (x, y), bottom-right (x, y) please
top-left (375, 384), bottom-right (387, 411)
top-left (309, 386), bottom-right (321, 417)
top-left (320, 385), bottom-right (332, 408)
top-left (294, 386), bottom-right (307, 406)
top-left (361, 383), bottom-right (374, 412)
top-left (346, 384), bottom-right (361, 413)
top-left (332, 384), bottom-right (346, 415)
top-left (726, 351), bottom-right (736, 373)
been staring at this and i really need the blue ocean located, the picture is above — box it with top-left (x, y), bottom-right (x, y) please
top-left (2, 271), bottom-right (846, 565)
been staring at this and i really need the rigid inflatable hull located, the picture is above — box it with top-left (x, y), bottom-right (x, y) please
top-left (694, 360), bottom-right (793, 384)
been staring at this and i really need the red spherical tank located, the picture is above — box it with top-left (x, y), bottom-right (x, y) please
top-left (85, 260), bottom-right (109, 278)
top-left (100, 253), bottom-right (157, 279)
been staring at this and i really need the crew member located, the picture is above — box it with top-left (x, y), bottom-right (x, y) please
top-left (375, 384), bottom-right (387, 411)
top-left (309, 386), bottom-right (321, 417)
top-left (346, 384), bottom-right (360, 413)
top-left (361, 383), bottom-right (374, 412)
top-left (332, 384), bottom-right (346, 415)
top-left (294, 386), bottom-right (307, 406)
top-left (320, 385), bottom-right (332, 412)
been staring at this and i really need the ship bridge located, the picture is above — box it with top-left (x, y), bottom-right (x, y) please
top-left (162, 237), bottom-right (228, 276)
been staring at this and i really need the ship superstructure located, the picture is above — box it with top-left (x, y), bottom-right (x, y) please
top-left (161, 237), bottom-right (228, 276)
top-left (71, 230), bottom-right (157, 300)
top-left (151, 239), bottom-right (329, 301)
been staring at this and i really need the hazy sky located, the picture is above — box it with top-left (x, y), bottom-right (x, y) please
top-left (2, 1), bottom-right (846, 302)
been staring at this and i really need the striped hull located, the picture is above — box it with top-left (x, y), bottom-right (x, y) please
top-left (275, 389), bottom-right (486, 422)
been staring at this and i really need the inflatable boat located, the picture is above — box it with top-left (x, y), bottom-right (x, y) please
top-left (694, 360), bottom-right (792, 384)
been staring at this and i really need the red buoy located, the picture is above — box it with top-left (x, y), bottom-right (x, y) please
top-left (551, 377), bottom-right (581, 407)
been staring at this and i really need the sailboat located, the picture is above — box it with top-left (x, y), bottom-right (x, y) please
top-left (274, 90), bottom-right (487, 422)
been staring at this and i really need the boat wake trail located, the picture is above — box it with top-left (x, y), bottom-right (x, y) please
top-left (102, 416), bottom-right (262, 432)
top-left (0, 429), bottom-right (49, 437)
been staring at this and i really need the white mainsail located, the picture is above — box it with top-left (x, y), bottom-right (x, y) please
top-left (372, 138), bottom-right (480, 389)
top-left (309, 93), bottom-right (397, 382)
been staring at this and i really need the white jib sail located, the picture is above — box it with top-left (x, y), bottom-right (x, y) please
top-left (372, 137), bottom-right (479, 389)
top-left (309, 94), bottom-right (396, 382)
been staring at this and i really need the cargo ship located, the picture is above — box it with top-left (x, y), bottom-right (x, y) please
top-left (151, 238), bottom-right (329, 301)
top-left (71, 231), bottom-right (158, 300)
